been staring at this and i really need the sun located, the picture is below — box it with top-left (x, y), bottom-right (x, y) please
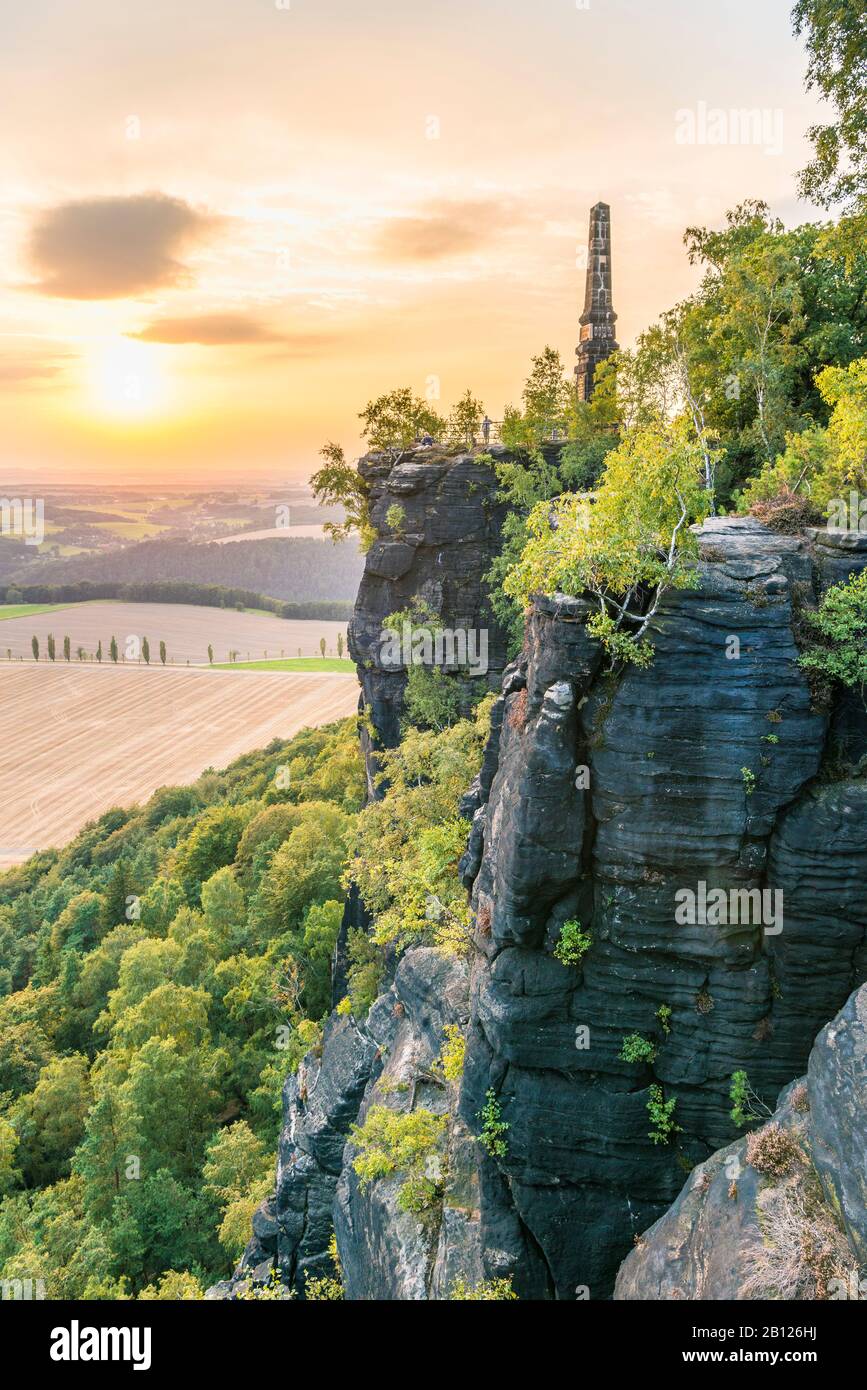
top-left (88, 338), bottom-right (167, 418)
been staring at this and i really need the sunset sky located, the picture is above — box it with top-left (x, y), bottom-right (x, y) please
top-left (0, 0), bottom-right (827, 484)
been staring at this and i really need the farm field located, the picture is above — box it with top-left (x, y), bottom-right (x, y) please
top-left (210, 657), bottom-right (354, 672)
top-left (0, 601), bottom-right (348, 664)
top-left (0, 603), bottom-right (73, 620)
top-left (0, 663), bottom-right (359, 869)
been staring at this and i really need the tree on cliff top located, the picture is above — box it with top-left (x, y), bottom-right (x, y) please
top-left (608, 201), bottom-right (867, 506)
top-left (739, 352), bottom-right (867, 513)
top-left (446, 388), bottom-right (485, 449)
top-left (310, 441), bottom-right (375, 550)
top-left (358, 387), bottom-right (444, 458)
top-left (794, 0), bottom-right (867, 212)
top-left (505, 415), bottom-right (714, 665)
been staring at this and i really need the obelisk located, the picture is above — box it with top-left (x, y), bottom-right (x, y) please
top-left (574, 202), bottom-right (618, 401)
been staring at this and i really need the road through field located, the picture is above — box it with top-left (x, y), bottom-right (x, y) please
top-left (0, 664), bottom-right (359, 869)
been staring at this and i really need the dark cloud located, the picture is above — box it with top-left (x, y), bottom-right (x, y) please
top-left (26, 193), bottom-right (219, 299)
top-left (128, 313), bottom-right (334, 355)
top-left (374, 200), bottom-right (507, 261)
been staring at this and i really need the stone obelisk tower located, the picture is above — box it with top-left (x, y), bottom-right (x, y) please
top-left (574, 202), bottom-right (618, 401)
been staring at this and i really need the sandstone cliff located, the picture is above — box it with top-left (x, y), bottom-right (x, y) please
top-left (455, 517), bottom-right (867, 1297)
top-left (216, 488), bottom-right (867, 1300)
top-left (615, 983), bottom-right (867, 1300)
top-left (348, 446), bottom-right (511, 796)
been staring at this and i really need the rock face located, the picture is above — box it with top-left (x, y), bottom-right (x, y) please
top-left (348, 447), bottom-right (512, 794)
top-left (457, 517), bottom-right (867, 1298)
top-left (217, 948), bottom-right (477, 1299)
top-left (808, 985), bottom-right (867, 1266)
top-left (614, 983), bottom-right (867, 1300)
top-left (219, 512), bottom-right (867, 1301)
top-left (333, 948), bottom-right (472, 1301)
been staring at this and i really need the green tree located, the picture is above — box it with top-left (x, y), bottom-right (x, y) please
top-left (310, 441), bottom-right (374, 548)
top-left (199, 867), bottom-right (247, 955)
top-left (446, 389), bottom-right (484, 448)
top-left (138, 1270), bottom-right (204, 1300)
top-left (202, 1120), bottom-right (271, 1260)
top-left (96, 639), bottom-right (102, 663)
top-left (501, 346), bottom-right (574, 455)
top-left (173, 804), bottom-right (253, 904)
top-left (0, 1116), bottom-right (20, 1196)
top-left (673, 202), bottom-right (867, 500)
top-left (0, 714), bottom-right (367, 1292)
top-left (61, 923), bottom-right (146, 1053)
top-left (336, 631), bottom-right (344, 659)
top-left (72, 1082), bottom-right (134, 1220)
top-left (800, 570), bottom-right (867, 702)
top-left (159, 640), bottom-right (167, 665)
top-left (31, 635), bottom-right (39, 661)
top-left (320, 637), bottom-right (326, 658)
top-left (207, 643), bottom-right (213, 665)
top-left (122, 1037), bottom-right (224, 1181)
top-left (137, 877), bottom-right (185, 935)
top-left (46, 633), bottom-right (56, 661)
top-left (52, 889), bottom-right (105, 958)
top-left (98, 937), bottom-right (184, 1024)
top-left (0, 1018), bottom-right (53, 1098)
top-left (100, 860), bottom-right (134, 932)
top-left (294, 898), bottom-right (343, 1017)
top-left (740, 353), bottom-right (867, 512)
top-left (358, 387), bottom-right (444, 459)
top-left (109, 983), bottom-right (212, 1051)
top-left (485, 347), bottom-right (618, 649)
top-left (505, 416), bottom-right (714, 665)
top-left (109, 636), bottom-right (118, 664)
top-left (109, 1168), bottom-right (216, 1287)
top-left (794, 0), bottom-right (867, 211)
top-left (141, 636), bottom-right (150, 665)
top-left (350, 703), bottom-right (490, 956)
top-left (249, 803), bottom-right (352, 938)
top-left (11, 1054), bottom-right (91, 1186)
top-left (63, 635), bottom-right (71, 662)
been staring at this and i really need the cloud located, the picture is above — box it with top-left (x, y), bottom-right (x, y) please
top-left (128, 312), bottom-right (332, 354)
top-left (129, 312), bottom-right (283, 345)
top-left (0, 340), bottom-right (72, 388)
top-left (0, 361), bottom-right (62, 383)
top-left (26, 193), bottom-right (219, 299)
top-left (373, 200), bottom-right (507, 261)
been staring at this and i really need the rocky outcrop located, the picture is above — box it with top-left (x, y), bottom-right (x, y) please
top-left (219, 512), bottom-right (866, 1301)
top-left (614, 983), bottom-right (867, 1300)
top-left (348, 446), bottom-right (512, 794)
top-left (808, 984), bottom-right (867, 1267)
top-left (208, 1006), bottom-right (380, 1298)
top-left (457, 517), bottom-right (867, 1298)
top-left (334, 948), bottom-right (471, 1300)
top-left (210, 443), bottom-right (515, 1301)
